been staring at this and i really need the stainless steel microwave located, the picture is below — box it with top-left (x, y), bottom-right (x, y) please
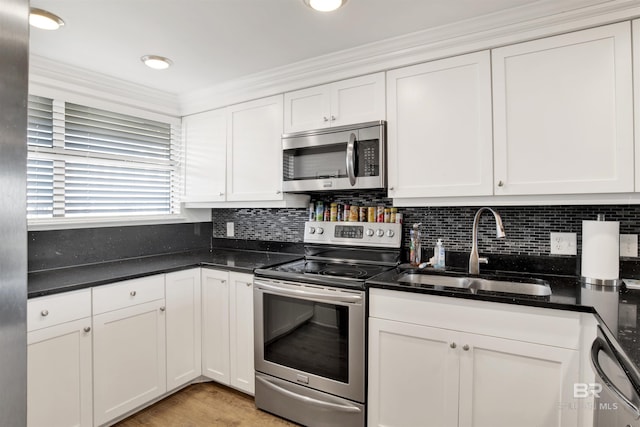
top-left (282, 121), bottom-right (386, 192)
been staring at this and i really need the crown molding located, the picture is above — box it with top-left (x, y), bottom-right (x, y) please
top-left (29, 55), bottom-right (180, 118)
top-left (180, 0), bottom-right (640, 116)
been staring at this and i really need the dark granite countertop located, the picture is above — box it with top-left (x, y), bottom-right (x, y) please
top-left (367, 265), bottom-right (640, 376)
top-left (28, 248), bottom-right (303, 298)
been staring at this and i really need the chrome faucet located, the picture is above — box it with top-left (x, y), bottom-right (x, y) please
top-left (469, 207), bottom-right (506, 275)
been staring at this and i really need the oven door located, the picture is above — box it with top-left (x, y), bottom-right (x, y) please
top-left (253, 278), bottom-right (365, 403)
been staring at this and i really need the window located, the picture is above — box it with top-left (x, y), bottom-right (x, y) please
top-left (26, 95), bottom-right (181, 220)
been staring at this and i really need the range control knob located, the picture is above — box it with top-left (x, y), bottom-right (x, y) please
top-left (387, 229), bottom-right (395, 238)
top-left (308, 226), bottom-right (316, 234)
top-left (366, 228), bottom-right (374, 237)
top-left (316, 227), bottom-right (324, 235)
top-left (376, 229), bottom-right (385, 237)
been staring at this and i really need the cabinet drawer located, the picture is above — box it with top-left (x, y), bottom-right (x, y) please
top-left (93, 275), bottom-right (165, 314)
top-left (28, 289), bottom-right (92, 332)
top-left (369, 288), bottom-right (584, 349)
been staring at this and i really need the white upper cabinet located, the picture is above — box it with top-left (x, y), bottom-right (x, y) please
top-left (182, 108), bottom-right (227, 203)
top-left (283, 72), bottom-right (385, 133)
top-left (386, 51), bottom-right (493, 198)
top-left (181, 95), bottom-right (308, 207)
top-left (492, 22), bottom-right (634, 195)
top-left (227, 95), bottom-right (284, 202)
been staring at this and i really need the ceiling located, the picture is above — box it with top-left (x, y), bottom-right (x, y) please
top-left (29, 0), bottom-right (614, 97)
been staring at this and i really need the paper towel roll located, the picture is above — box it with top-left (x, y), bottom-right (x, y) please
top-left (581, 219), bottom-right (620, 281)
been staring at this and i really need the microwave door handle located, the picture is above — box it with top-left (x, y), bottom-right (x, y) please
top-left (346, 132), bottom-right (357, 186)
top-left (591, 337), bottom-right (640, 419)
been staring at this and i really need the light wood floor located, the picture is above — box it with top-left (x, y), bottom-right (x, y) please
top-left (115, 381), bottom-right (299, 427)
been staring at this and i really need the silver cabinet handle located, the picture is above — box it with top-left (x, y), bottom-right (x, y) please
top-left (84, 326), bottom-right (91, 333)
top-left (160, 306), bottom-right (166, 312)
top-left (346, 132), bottom-right (357, 186)
top-left (246, 282), bottom-right (252, 287)
top-left (331, 115), bottom-right (336, 121)
top-left (221, 280), bottom-right (226, 284)
top-left (497, 180), bottom-right (504, 187)
top-left (389, 186), bottom-right (394, 191)
top-left (450, 342), bottom-right (457, 349)
top-left (41, 310), bottom-right (49, 317)
top-left (219, 192), bottom-right (224, 196)
top-left (276, 190), bottom-right (281, 194)
top-left (130, 291), bottom-right (137, 297)
top-left (463, 344), bottom-right (470, 351)
top-left (323, 116), bottom-right (329, 122)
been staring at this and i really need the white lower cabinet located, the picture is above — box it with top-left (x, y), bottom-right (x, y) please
top-left (27, 289), bottom-right (93, 427)
top-left (92, 276), bottom-right (167, 426)
top-left (368, 289), bottom-right (583, 427)
top-left (165, 269), bottom-right (202, 391)
top-left (202, 268), bottom-right (255, 394)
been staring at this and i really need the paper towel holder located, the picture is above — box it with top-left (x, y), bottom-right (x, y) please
top-left (580, 214), bottom-right (622, 288)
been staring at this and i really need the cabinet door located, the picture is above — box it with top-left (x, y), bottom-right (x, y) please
top-left (166, 269), bottom-right (202, 391)
top-left (28, 318), bottom-right (93, 427)
top-left (283, 85), bottom-right (330, 133)
top-left (330, 72), bottom-right (385, 127)
top-left (387, 51), bottom-right (493, 198)
top-left (368, 318), bottom-right (459, 427)
top-left (201, 268), bottom-right (230, 384)
top-left (229, 272), bottom-right (255, 394)
top-left (93, 299), bottom-right (166, 426)
top-left (492, 22), bottom-right (633, 195)
top-left (226, 95), bottom-right (284, 201)
top-left (182, 109), bottom-right (227, 202)
top-left (458, 332), bottom-right (580, 427)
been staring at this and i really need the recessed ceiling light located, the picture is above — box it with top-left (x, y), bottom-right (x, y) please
top-left (303, 0), bottom-right (347, 12)
top-left (29, 8), bottom-right (65, 30)
top-left (141, 55), bottom-right (173, 70)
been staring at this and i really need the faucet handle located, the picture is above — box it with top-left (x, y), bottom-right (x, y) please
top-left (479, 257), bottom-right (489, 265)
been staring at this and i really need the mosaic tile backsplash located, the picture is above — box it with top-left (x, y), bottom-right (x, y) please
top-left (212, 191), bottom-right (640, 259)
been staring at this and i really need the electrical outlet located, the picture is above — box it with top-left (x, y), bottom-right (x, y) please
top-left (226, 222), bottom-right (234, 237)
top-left (620, 234), bottom-right (638, 257)
top-left (550, 232), bottom-right (577, 255)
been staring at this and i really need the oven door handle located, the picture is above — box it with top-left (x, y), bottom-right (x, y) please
top-left (346, 132), bottom-right (357, 186)
top-left (254, 281), bottom-right (362, 304)
top-left (255, 375), bottom-right (362, 414)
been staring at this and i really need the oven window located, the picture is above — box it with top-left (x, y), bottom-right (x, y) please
top-left (263, 293), bottom-right (349, 383)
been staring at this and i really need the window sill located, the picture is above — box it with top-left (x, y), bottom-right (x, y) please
top-left (27, 208), bottom-right (211, 231)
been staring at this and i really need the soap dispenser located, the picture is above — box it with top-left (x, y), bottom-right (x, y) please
top-left (410, 223), bottom-right (422, 266)
top-left (434, 239), bottom-right (446, 269)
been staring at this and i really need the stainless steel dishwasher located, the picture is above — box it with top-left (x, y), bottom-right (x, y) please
top-left (592, 325), bottom-right (640, 426)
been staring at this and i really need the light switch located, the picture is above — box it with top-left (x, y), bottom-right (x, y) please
top-left (226, 222), bottom-right (234, 237)
top-left (620, 234), bottom-right (638, 257)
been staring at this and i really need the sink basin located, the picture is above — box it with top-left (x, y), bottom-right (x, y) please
top-left (398, 272), bottom-right (552, 297)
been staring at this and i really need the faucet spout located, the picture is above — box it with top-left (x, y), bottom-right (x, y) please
top-left (469, 207), bottom-right (506, 275)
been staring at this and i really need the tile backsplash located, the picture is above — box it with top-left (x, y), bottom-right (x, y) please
top-left (212, 191), bottom-right (640, 259)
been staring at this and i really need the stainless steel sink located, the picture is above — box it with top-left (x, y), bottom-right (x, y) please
top-left (398, 272), bottom-right (552, 297)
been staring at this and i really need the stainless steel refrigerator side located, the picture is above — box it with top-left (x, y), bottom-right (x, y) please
top-left (0, 0), bottom-right (29, 426)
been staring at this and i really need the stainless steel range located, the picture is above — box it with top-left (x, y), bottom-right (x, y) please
top-left (253, 221), bottom-right (402, 427)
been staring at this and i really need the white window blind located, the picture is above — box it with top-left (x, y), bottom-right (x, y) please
top-left (26, 95), bottom-right (181, 219)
